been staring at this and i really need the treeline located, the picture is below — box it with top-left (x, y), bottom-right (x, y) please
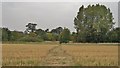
top-left (1, 26), bottom-right (119, 43)
top-left (1, 26), bottom-right (71, 43)
top-left (1, 4), bottom-right (120, 43)
top-left (73, 4), bottom-right (120, 43)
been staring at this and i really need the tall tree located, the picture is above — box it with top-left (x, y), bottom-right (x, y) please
top-left (74, 4), bottom-right (114, 42)
top-left (25, 23), bottom-right (37, 33)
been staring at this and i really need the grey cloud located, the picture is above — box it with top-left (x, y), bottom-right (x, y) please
top-left (2, 2), bottom-right (118, 32)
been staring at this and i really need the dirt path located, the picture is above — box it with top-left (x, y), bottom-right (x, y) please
top-left (40, 45), bottom-right (76, 66)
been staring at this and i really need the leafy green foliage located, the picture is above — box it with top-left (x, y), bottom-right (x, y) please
top-left (71, 32), bottom-right (77, 42)
top-left (107, 27), bottom-right (120, 43)
top-left (51, 27), bottom-right (63, 35)
top-left (10, 31), bottom-right (24, 41)
top-left (35, 29), bottom-right (47, 41)
top-left (74, 4), bottom-right (115, 43)
top-left (18, 32), bottom-right (43, 42)
top-left (0, 28), bottom-right (2, 41)
top-left (59, 28), bottom-right (70, 44)
top-left (50, 27), bottom-right (63, 41)
top-left (46, 33), bottom-right (57, 41)
top-left (2, 28), bottom-right (11, 41)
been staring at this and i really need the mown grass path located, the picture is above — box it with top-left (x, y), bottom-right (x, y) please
top-left (40, 45), bottom-right (76, 66)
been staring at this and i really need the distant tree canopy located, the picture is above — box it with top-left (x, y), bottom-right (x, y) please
top-left (50, 27), bottom-right (63, 41)
top-left (74, 4), bottom-right (115, 43)
top-left (2, 28), bottom-right (11, 41)
top-left (35, 29), bottom-right (47, 40)
top-left (45, 29), bottom-right (49, 33)
top-left (11, 31), bottom-right (24, 41)
top-left (25, 23), bottom-right (37, 33)
top-left (51, 27), bottom-right (63, 35)
top-left (59, 28), bottom-right (70, 44)
top-left (107, 27), bottom-right (120, 42)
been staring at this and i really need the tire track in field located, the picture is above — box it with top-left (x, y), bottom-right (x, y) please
top-left (40, 45), bottom-right (76, 66)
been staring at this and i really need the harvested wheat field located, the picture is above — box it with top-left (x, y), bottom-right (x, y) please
top-left (2, 43), bottom-right (118, 66)
top-left (2, 44), bottom-right (57, 66)
top-left (62, 43), bottom-right (118, 66)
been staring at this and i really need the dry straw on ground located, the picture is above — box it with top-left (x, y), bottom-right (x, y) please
top-left (2, 43), bottom-right (118, 66)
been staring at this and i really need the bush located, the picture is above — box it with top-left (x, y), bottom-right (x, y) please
top-left (59, 28), bottom-right (70, 44)
top-left (18, 35), bottom-right (43, 42)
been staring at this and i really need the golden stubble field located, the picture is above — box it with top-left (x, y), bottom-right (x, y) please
top-left (2, 43), bottom-right (118, 66)
top-left (2, 44), bottom-right (57, 66)
top-left (62, 44), bottom-right (118, 66)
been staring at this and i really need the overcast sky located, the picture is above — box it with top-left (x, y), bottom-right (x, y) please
top-left (2, 2), bottom-right (118, 32)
